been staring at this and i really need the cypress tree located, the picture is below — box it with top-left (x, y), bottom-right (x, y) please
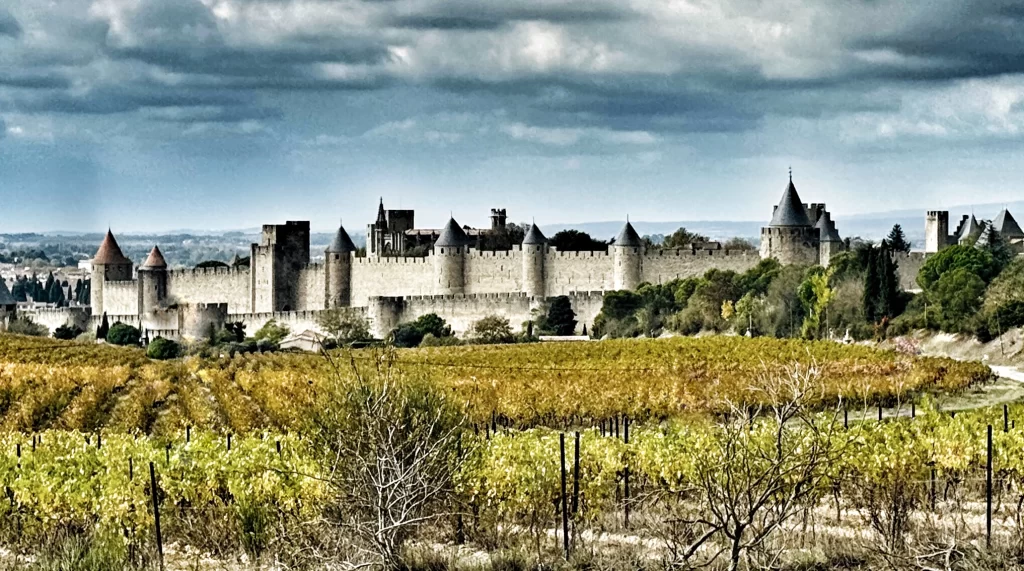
top-left (48, 280), bottom-right (65, 306)
top-left (43, 272), bottom-right (55, 297)
top-left (863, 245), bottom-right (879, 323)
top-left (97, 312), bottom-right (110, 340)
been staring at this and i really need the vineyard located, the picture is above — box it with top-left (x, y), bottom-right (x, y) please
top-left (0, 335), bottom-right (991, 434)
top-left (4, 404), bottom-right (1024, 567)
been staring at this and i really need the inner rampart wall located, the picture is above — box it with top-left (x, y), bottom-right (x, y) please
top-left (102, 281), bottom-right (139, 316)
top-left (641, 249), bottom-right (761, 283)
top-left (296, 264), bottom-right (326, 310)
top-left (464, 250), bottom-right (522, 293)
top-left (350, 257), bottom-right (435, 307)
top-left (544, 250), bottom-right (614, 295)
top-left (165, 267), bottom-right (251, 314)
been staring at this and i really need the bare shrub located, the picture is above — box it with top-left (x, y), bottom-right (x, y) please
top-left (308, 347), bottom-right (466, 569)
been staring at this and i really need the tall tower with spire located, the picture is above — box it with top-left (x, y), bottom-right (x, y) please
top-left (325, 221), bottom-right (355, 308)
top-left (613, 220), bottom-right (644, 290)
top-left (759, 173), bottom-right (822, 266)
top-left (90, 230), bottom-right (134, 317)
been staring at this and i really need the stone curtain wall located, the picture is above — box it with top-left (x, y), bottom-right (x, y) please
top-left (894, 253), bottom-right (927, 292)
top-left (102, 280), bottom-right (140, 315)
top-left (544, 250), bottom-right (614, 295)
top-left (296, 264), bottom-right (326, 310)
top-left (350, 257), bottom-right (435, 307)
top-left (464, 250), bottom-right (523, 293)
top-left (641, 249), bottom-right (761, 284)
top-left (165, 267), bottom-right (251, 314)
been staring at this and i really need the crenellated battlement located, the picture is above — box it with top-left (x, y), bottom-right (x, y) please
top-left (355, 256), bottom-right (431, 265)
top-left (166, 266), bottom-right (249, 278)
top-left (642, 248), bottom-right (759, 258)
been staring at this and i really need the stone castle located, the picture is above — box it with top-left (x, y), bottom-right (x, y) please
top-left (24, 176), bottom-right (1024, 341)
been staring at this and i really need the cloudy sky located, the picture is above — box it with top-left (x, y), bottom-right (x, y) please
top-left (2, 0), bottom-right (1024, 232)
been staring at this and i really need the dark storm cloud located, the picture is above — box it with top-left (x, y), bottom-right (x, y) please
top-left (12, 84), bottom-right (252, 116)
top-left (0, 8), bottom-right (21, 38)
top-left (388, 1), bottom-right (633, 30)
top-left (0, 72), bottom-right (72, 90)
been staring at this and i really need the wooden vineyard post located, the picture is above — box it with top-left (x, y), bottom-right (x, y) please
top-left (623, 417), bottom-right (630, 530)
top-left (1005, 405), bottom-right (1009, 433)
top-left (129, 457), bottom-right (134, 481)
top-left (930, 467), bottom-right (936, 511)
top-left (559, 433), bottom-right (570, 559)
top-left (187, 425), bottom-right (191, 443)
top-left (456, 433), bottom-right (465, 545)
top-left (149, 462), bottom-right (165, 571)
top-left (986, 424), bottom-right (993, 548)
top-left (276, 440), bottom-right (282, 457)
top-left (572, 431), bottom-right (580, 518)
top-left (227, 433), bottom-right (232, 451)
top-left (878, 404), bottom-right (882, 422)
top-left (843, 409), bottom-right (848, 429)
top-left (911, 401), bottom-right (916, 419)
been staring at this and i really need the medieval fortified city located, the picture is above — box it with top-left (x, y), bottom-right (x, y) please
top-left (14, 177), bottom-right (1023, 344)
top-left (7, 1), bottom-right (1024, 570)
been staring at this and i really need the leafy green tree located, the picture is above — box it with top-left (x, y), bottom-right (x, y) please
top-left (929, 268), bottom-right (986, 332)
top-left (863, 246), bottom-right (880, 323)
top-left (318, 309), bottom-right (371, 345)
top-left (106, 322), bottom-right (141, 346)
top-left (470, 315), bottom-right (515, 344)
top-left (254, 319), bottom-right (290, 346)
top-left (195, 260), bottom-right (229, 269)
top-left (53, 324), bottom-right (83, 340)
top-left (7, 317), bottom-right (48, 337)
top-left (722, 237), bottom-right (756, 251)
top-left (146, 337), bottom-right (181, 359)
top-left (545, 295), bottom-right (577, 335)
top-left (390, 313), bottom-right (454, 348)
top-left (224, 321), bottom-right (246, 343)
top-left (798, 267), bottom-right (835, 339)
top-left (886, 224), bottom-right (911, 253)
top-left (478, 223), bottom-right (527, 250)
top-left (917, 245), bottom-right (998, 290)
top-left (549, 230), bottom-right (607, 251)
top-left (663, 227), bottom-right (710, 249)
top-left (735, 258), bottom-right (782, 297)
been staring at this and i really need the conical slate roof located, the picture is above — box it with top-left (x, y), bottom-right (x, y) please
top-left (769, 180), bottom-right (812, 227)
top-left (93, 230), bottom-right (132, 265)
top-left (993, 209), bottom-right (1024, 238)
top-left (141, 246), bottom-right (167, 269)
top-left (614, 221), bottom-right (643, 248)
top-left (814, 211), bottom-right (842, 242)
top-left (975, 221), bottom-right (997, 249)
top-left (435, 218), bottom-right (470, 248)
top-left (327, 222), bottom-right (356, 253)
top-left (958, 215), bottom-right (981, 242)
top-left (522, 223), bottom-right (547, 245)
top-left (0, 279), bottom-right (15, 306)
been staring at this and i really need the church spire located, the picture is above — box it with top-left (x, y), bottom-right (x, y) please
top-left (376, 197), bottom-right (386, 226)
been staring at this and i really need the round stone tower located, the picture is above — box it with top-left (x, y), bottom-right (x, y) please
top-left (612, 221), bottom-right (643, 291)
top-left (325, 221), bottom-right (355, 308)
top-left (433, 218), bottom-right (469, 295)
top-left (138, 245), bottom-right (168, 314)
top-left (90, 230), bottom-right (134, 318)
top-left (759, 176), bottom-right (820, 266)
top-left (521, 223), bottom-right (547, 297)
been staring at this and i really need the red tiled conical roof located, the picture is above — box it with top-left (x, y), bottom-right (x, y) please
top-left (141, 245), bottom-right (167, 269)
top-left (93, 230), bottom-right (132, 265)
